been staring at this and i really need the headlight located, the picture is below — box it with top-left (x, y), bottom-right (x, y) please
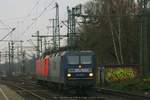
top-left (78, 65), bottom-right (82, 68)
top-left (89, 73), bottom-right (93, 77)
top-left (67, 73), bottom-right (71, 77)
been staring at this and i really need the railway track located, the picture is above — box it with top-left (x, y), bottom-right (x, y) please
top-left (1, 76), bottom-right (64, 100)
top-left (3, 76), bottom-right (150, 100)
top-left (98, 88), bottom-right (150, 100)
top-left (1, 76), bottom-right (105, 100)
top-left (2, 80), bottom-right (54, 100)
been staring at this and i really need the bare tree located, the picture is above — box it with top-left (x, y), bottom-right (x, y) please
top-left (77, 0), bottom-right (139, 64)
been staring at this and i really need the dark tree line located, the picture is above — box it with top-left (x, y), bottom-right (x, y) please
top-left (77, 0), bottom-right (141, 65)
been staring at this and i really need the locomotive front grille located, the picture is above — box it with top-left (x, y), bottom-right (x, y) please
top-left (68, 68), bottom-right (92, 73)
top-left (67, 77), bottom-right (93, 80)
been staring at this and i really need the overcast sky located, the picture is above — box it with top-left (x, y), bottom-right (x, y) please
top-left (0, 0), bottom-right (90, 52)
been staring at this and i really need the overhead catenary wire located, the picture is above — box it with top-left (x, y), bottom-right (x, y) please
top-left (27, 39), bottom-right (36, 48)
top-left (0, 0), bottom-right (41, 21)
top-left (61, 20), bottom-right (82, 33)
top-left (0, 0), bottom-right (56, 59)
top-left (0, 20), bottom-right (12, 29)
top-left (0, 0), bottom-right (42, 48)
top-left (0, 28), bottom-right (16, 41)
top-left (26, 0), bottom-right (41, 18)
top-left (0, 0), bottom-right (41, 31)
top-left (21, 0), bottom-right (55, 37)
top-left (0, 0), bottom-right (55, 43)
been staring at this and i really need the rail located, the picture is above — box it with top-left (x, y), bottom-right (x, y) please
top-left (3, 81), bottom-right (46, 100)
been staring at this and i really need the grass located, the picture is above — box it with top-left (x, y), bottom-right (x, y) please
top-left (104, 76), bottom-right (150, 94)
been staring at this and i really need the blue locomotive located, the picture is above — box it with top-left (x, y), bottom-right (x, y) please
top-left (36, 50), bottom-right (96, 89)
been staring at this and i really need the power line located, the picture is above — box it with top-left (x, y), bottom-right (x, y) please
top-left (0, 0), bottom-right (41, 31)
top-left (0, 0), bottom-right (42, 43)
top-left (25, 0), bottom-right (41, 19)
top-left (0, 0), bottom-right (41, 23)
top-left (21, 0), bottom-right (55, 37)
top-left (0, 20), bottom-right (12, 29)
top-left (0, 28), bottom-right (16, 41)
top-left (0, 0), bottom-right (44, 54)
top-left (36, 0), bottom-right (55, 19)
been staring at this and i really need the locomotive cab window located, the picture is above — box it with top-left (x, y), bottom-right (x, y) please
top-left (67, 56), bottom-right (79, 64)
top-left (80, 56), bottom-right (92, 64)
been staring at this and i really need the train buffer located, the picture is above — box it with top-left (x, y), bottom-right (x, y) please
top-left (0, 84), bottom-right (23, 100)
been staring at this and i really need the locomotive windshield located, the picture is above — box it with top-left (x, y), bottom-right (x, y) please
top-left (80, 56), bottom-right (92, 64)
top-left (67, 56), bottom-right (79, 64)
top-left (67, 55), bottom-right (92, 64)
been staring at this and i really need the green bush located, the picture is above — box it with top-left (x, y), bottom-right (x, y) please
top-left (105, 76), bottom-right (150, 93)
